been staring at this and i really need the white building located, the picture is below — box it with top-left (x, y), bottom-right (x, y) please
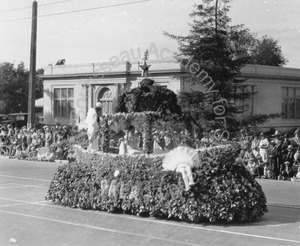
top-left (41, 60), bottom-right (300, 131)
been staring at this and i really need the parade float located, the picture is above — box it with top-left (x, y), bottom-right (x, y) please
top-left (45, 110), bottom-right (267, 223)
top-left (46, 77), bottom-right (267, 223)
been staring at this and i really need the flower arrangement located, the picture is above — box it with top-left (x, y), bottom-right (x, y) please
top-left (46, 143), bottom-right (267, 223)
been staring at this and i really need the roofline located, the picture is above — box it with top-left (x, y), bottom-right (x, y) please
top-left (41, 69), bottom-right (183, 80)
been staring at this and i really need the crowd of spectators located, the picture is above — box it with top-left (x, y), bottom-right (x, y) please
top-left (1, 121), bottom-right (300, 181)
top-left (0, 124), bottom-right (72, 159)
top-left (238, 129), bottom-right (300, 181)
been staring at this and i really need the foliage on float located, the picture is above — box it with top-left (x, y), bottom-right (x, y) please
top-left (46, 143), bottom-right (267, 223)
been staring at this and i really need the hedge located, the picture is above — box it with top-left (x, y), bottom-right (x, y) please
top-left (45, 143), bottom-right (267, 223)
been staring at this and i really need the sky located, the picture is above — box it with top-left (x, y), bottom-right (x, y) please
top-left (0, 0), bottom-right (300, 69)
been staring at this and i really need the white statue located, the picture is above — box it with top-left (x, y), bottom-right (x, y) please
top-left (162, 146), bottom-right (200, 191)
top-left (86, 102), bottom-right (102, 153)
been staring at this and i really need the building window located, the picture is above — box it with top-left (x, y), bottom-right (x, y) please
top-left (233, 85), bottom-right (256, 116)
top-left (98, 88), bottom-right (113, 115)
top-left (282, 87), bottom-right (300, 119)
top-left (54, 88), bottom-right (74, 118)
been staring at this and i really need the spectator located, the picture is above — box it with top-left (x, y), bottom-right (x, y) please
top-left (280, 161), bottom-right (292, 180)
top-left (269, 141), bottom-right (278, 179)
top-left (291, 129), bottom-right (300, 148)
top-left (259, 133), bottom-right (269, 163)
top-left (247, 157), bottom-right (258, 176)
top-left (243, 146), bottom-right (254, 165)
top-left (14, 145), bottom-right (23, 158)
top-left (295, 164), bottom-right (300, 181)
top-left (56, 128), bottom-right (64, 143)
top-left (53, 123), bottom-right (60, 143)
top-left (281, 133), bottom-right (291, 157)
top-left (45, 127), bottom-right (52, 147)
top-left (251, 133), bottom-right (260, 157)
top-left (26, 128), bottom-right (32, 151)
top-left (283, 145), bottom-right (294, 164)
top-left (0, 134), bottom-right (8, 155)
top-left (279, 145), bottom-right (294, 179)
top-left (7, 124), bottom-right (14, 137)
top-left (291, 146), bottom-right (300, 177)
top-left (62, 126), bottom-right (69, 140)
top-left (276, 136), bottom-right (284, 175)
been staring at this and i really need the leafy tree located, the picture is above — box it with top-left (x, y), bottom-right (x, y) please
top-left (249, 35), bottom-right (288, 67)
top-left (165, 0), bottom-right (279, 133)
top-left (0, 62), bottom-right (43, 114)
top-left (116, 78), bottom-right (182, 115)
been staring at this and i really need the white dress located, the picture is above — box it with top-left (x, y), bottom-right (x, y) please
top-left (86, 108), bottom-right (99, 153)
top-left (162, 146), bottom-right (200, 191)
top-left (259, 138), bottom-right (269, 162)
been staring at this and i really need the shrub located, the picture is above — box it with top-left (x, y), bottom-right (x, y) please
top-left (46, 143), bottom-right (267, 223)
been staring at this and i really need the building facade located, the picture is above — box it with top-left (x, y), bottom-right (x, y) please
top-left (41, 61), bottom-right (300, 131)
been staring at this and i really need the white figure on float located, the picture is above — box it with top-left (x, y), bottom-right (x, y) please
top-left (119, 126), bottom-right (142, 155)
top-left (162, 146), bottom-right (200, 191)
top-left (86, 102), bottom-right (102, 153)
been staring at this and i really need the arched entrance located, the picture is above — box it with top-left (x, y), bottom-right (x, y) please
top-left (98, 87), bottom-right (113, 115)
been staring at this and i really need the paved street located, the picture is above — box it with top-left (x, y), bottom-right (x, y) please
top-left (0, 157), bottom-right (299, 246)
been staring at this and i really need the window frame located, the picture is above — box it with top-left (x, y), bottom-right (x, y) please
top-left (53, 88), bottom-right (74, 119)
top-left (282, 87), bottom-right (300, 119)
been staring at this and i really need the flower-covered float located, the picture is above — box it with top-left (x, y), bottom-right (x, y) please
top-left (46, 111), bottom-right (267, 223)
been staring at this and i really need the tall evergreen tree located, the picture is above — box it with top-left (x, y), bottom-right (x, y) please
top-left (165, 0), bottom-right (278, 133)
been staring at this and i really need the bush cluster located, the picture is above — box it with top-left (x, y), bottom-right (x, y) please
top-left (46, 143), bottom-right (267, 223)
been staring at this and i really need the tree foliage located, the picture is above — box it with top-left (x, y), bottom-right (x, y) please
top-left (165, 0), bottom-right (280, 132)
top-left (249, 35), bottom-right (288, 67)
top-left (0, 62), bottom-right (43, 114)
top-left (116, 78), bottom-right (182, 115)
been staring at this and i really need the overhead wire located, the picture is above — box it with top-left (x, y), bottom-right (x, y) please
top-left (0, 0), bottom-right (150, 23)
top-left (0, 0), bottom-right (76, 14)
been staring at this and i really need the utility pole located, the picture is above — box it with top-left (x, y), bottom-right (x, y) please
top-left (27, 0), bottom-right (38, 128)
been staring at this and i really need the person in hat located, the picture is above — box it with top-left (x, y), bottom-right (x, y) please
top-left (272, 130), bottom-right (282, 139)
top-left (279, 161), bottom-right (292, 180)
top-left (86, 102), bottom-right (102, 152)
top-left (268, 141), bottom-right (278, 179)
top-left (280, 145), bottom-right (294, 177)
